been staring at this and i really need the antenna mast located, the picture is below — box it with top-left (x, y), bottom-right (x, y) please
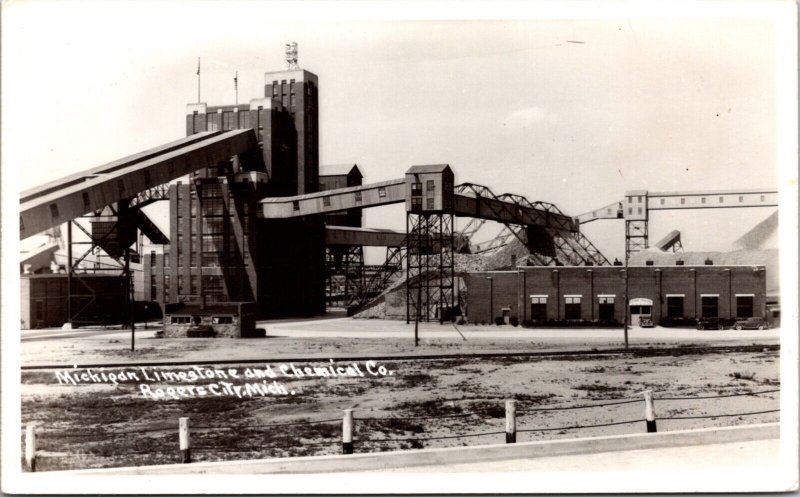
top-left (285, 42), bottom-right (299, 70)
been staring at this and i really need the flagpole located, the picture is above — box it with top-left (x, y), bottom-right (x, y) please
top-left (197, 57), bottom-right (201, 103)
top-left (234, 71), bottom-right (238, 105)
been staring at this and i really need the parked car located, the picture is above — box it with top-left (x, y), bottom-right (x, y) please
top-left (187, 324), bottom-right (215, 338)
top-left (696, 317), bottom-right (736, 330)
top-left (638, 315), bottom-right (655, 328)
top-left (733, 317), bottom-right (770, 330)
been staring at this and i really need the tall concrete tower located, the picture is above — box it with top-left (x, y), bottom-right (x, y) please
top-left (264, 44), bottom-right (319, 195)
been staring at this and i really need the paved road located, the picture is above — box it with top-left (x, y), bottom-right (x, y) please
top-left (361, 439), bottom-right (791, 492)
top-left (262, 316), bottom-right (780, 342)
top-left (22, 315), bottom-right (779, 343)
top-left (21, 324), bottom-right (154, 342)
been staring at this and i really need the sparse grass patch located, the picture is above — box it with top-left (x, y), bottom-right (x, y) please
top-left (729, 371), bottom-right (757, 381)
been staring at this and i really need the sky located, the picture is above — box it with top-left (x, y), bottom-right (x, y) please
top-left (4, 0), bottom-right (791, 262)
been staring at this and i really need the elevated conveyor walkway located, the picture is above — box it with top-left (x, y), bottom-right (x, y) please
top-left (20, 129), bottom-right (258, 240)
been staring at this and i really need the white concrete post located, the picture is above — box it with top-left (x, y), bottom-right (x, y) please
top-left (505, 400), bottom-right (517, 443)
top-left (25, 424), bottom-right (36, 472)
top-left (643, 390), bottom-right (657, 433)
top-left (179, 417), bottom-right (191, 463)
top-left (342, 409), bottom-right (354, 454)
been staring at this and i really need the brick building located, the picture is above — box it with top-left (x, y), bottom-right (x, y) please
top-left (465, 264), bottom-right (767, 325)
top-left (159, 64), bottom-right (325, 320)
top-left (21, 273), bottom-right (128, 329)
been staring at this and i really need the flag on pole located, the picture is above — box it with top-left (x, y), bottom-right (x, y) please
top-left (197, 57), bottom-right (200, 76)
top-left (234, 71), bottom-right (238, 90)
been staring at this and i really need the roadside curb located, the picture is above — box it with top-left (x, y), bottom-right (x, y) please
top-left (61, 422), bottom-right (779, 475)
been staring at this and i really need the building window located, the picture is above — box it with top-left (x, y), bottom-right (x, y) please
top-left (701, 197), bottom-right (706, 204)
top-left (666, 296), bottom-right (684, 318)
top-left (627, 197), bottom-right (632, 204)
top-left (760, 195), bottom-right (765, 202)
top-left (191, 275), bottom-right (198, 294)
top-left (628, 208), bottom-right (632, 215)
top-left (530, 296), bottom-right (547, 321)
top-left (272, 81), bottom-right (278, 97)
top-left (239, 112), bottom-right (250, 128)
top-left (637, 207), bottom-right (642, 215)
top-left (202, 198), bottom-right (225, 216)
top-left (739, 196), bottom-right (744, 203)
top-left (565, 296), bottom-right (581, 320)
top-left (192, 111), bottom-right (202, 133)
top-left (323, 196), bottom-right (331, 207)
top-left (202, 275), bottom-right (226, 303)
top-left (292, 201), bottom-right (300, 211)
top-left (178, 275), bottom-right (184, 293)
top-left (701, 296), bottom-right (719, 318)
top-left (637, 196), bottom-right (642, 202)
top-left (680, 198), bottom-right (685, 205)
top-left (660, 198), bottom-right (665, 205)
top-left (150, 251), bottom-right (156, 267)
top-left (290, 80), bottom-right (295, 94)
top-left (719, 196), bottom-right (724, 203)
top-left (212, 316), bottom-right (233, 324)
top-left (150, 284), bottom-right (157, 301)
top-left (598, 296), bottom-right (615, 321)
top-left (207, 115), bottom-right (219, 132)
top-left (354, 191), bottom-right (362, 203)
top-left (736, 295), bottom-right (754, 318)
top-left (170, 316), bottom-right (191, 325)
top-left (426, 180), bottom-right (435, 192)
top-left (411, 182), bottom-right (422, 196)
top-left (411, 197), bottom-right (423, 211)
top-left (222, 111), bottom-right (235, 130)
top-left (378, 187), bottom-right (386, 198)
top-left (426, 198), bottom-right (435, 210)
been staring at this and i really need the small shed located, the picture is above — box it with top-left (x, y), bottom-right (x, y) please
top-left (162, 301), bottom-right (256, 338)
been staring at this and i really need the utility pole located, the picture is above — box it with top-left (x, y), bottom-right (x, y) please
top-left (487, 276), bottom-right (494, 324)
top-left (623, 254), bottom-right (629, 350)
top-left (126, 247), bottom-right (135, 352)
top-left (414, 273), bottom-right (421, 347)
top-left (66, 222), bottom-right (72, 329)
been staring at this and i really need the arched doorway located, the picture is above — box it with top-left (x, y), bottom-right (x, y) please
top-left (629, 298), bottom-right (653, 327)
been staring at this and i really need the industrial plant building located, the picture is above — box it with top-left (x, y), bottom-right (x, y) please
top-left (19, 45), bottom-right (778, 334)
top-left (464, 264), bottom-right (767, 325)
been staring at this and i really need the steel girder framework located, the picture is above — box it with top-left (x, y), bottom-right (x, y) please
top-left (626, 220), bottom-right (649, 261)
top-left (64, 208), bottom-right (134, 326)
top-left (128, 184), bottom-right (170, 209)
top-left (351, 247), bottom-right (404, 308)
top-left (454, 184), bottom-right (531, 256)
top-left (406, 213), bottom-right (454, 323)
top-left (497, 192), bottom-right (609, 266)
top-left (325, 246), bottom-right (364, 309)
top-left (326, 246), bottom-right (405, 311)
top-left (455, 184), bottom-right (609, 266)
top-left (454, 217), bottom-right (487, 252)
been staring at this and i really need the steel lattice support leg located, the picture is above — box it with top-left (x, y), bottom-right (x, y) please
top-left (343, 245), bottom-right (365, 308)
top-left (625, 220), bottom-right (649, 262)
top-left (405, 212), bottom-right (454, 323)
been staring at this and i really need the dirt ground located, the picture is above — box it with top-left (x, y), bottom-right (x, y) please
top-left (21, 348), bottom-right (780, 472)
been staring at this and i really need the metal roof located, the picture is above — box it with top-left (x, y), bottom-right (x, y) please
top-left (320, 164), bottom-right (363, 177)
top-left (406, 164), bottom-right (451, 174)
